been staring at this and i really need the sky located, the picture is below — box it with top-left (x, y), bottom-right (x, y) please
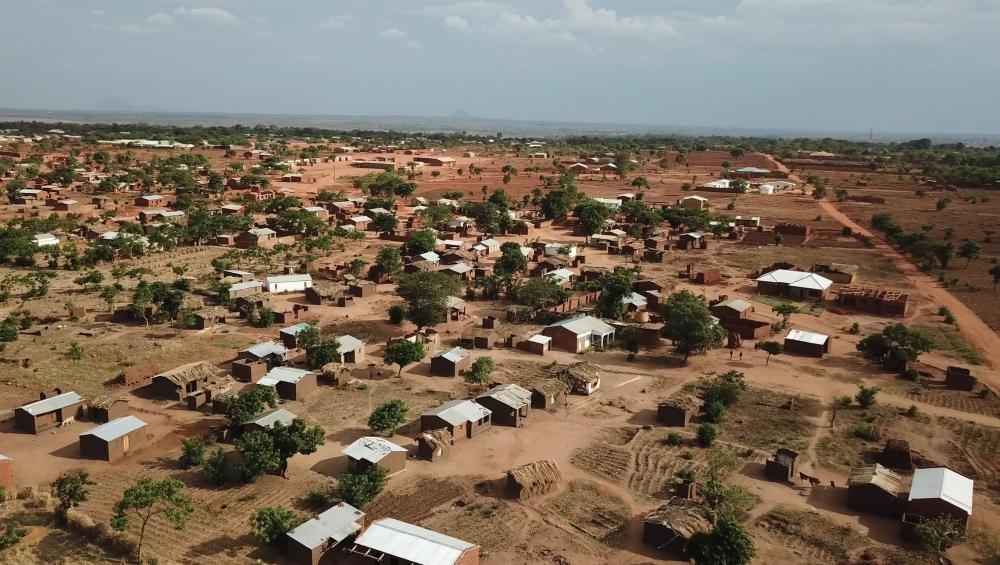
top-left (3, 0), bottom-right (1000, 135)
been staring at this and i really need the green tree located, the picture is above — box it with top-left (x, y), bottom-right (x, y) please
top-left (371, 247), bottom-right (402, 279)
top-left (179, 437), bottom-right (209, 469)
top-left (756, 341), bottom-right (781, 365)
top-left (405, 229), bottom-right (437, 255)
top-left (688, 514), bottom-right (756, 565)
top-left (384, 340), bottom-right (425, 377)
top-left (396, 271), bottom-right (462, 328)
top-left (516, 276), bottom-right (570, 310)
top-left (52, 469), bottom-right (95, 523)
top-left (661, 291), bottom-right (726, 362)
top-left (704, 401), bottom-right (726, 423)
top-left (110, 477), bottom-right (194, 564)
top-left (307, 337), bottom-right (342, 369)
top-left (388, 304), bottom-right (405, 324)
top-left (771, 302), bottom-right (799, 327)
top-left (368, 399), bottom-right (409, 435)
top-left (914, 515), bottom-right (965, 561)
top-left (372, 212), bottom-right (398, 234)
top-left (957, 240), bottom-right (981, 267)
top-left (573, 199), bottom-right (614, 239)
top-left (854, 385), bottom-right (880, 409)
top-left (73, 270), bottom-right (104, 291)
top-left (234, 431), bottom-right (281, 483)
top-left (856, 324), bottom-right (932, 371)
top-left (339, 465), bottom-right (388, 508)
top-left (249, 506), bottom-right (306, 545)
top-left (224, 387), bottom-right (279, 431)
top-left (68, 342), bottom-right (85, 361)
top-left (270, 418), bottom-right (326, 466)
top-left (465, 357), bottom-right (494, 386)
top-left (592, 267), bottom-right (636, 319)
top-left (494, 242), bottom-right (528, 275)
top-left (203, 448), bottom-right (228, 486)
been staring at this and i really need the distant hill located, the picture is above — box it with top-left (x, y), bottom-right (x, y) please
top-left (93, 98), bottom-right (162, 113)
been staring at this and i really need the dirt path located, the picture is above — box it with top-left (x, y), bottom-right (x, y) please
top-left (817, 198), bottom-right (1000, 380)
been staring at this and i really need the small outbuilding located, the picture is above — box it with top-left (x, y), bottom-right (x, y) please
top-left (475, 384), bottom-right (532, 427)
top-left (764, 448), bottom-right (800, 482)
top-left (656, 395), bottom-right (702, 427)
top-left (15, 392), bottom-right (84, 434)
top-left (343, 436), bottom-right (407, 476)
top-left (417, 428), bottom-right (453, 461)
top-left (279, 323), bottom-right (312, 349)
top-left (848, 464), bottom-right (905, 517)
top-left (783, 329), bottom-right (830, 357)
top-left (257, 367), bottom-right (317, 401)
top-left (430, 346), bottom-right (471, 377)
top-left (286, 503), bottom-right (365, 565)
top-left (239, 341), bottom-right (289, 367)
top-left (265, 273), bottom-right (313, 293)
top-left (79, 415), bottom-right (148, 462)
top-left (904, 467), bottom-right (974, 532)
top-left (150, 361), bottom-right (224, 401)
top-left (642, 498), bottom-right (713, 557)
top-left (944, 366), bottom-right (976, 391)
top-left (334, 335), bottom-right (366, 364)
top-left (348, 518), bottom-right (480, 565)
top-left (88, 396), bottom-right (129, 423)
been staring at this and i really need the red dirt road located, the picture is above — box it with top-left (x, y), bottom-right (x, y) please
top-left (817, 198), bottom-right (1000, 380)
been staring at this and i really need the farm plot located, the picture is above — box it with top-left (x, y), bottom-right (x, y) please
top-left (298, 380), bottom-right (452, 432)
top-left (420, 498), bottom-right (523, 555)
top-left (881, 380), bottom-right (1000, 419)
top-left (572, 427), bottom-right (706, 498)
top-left (815, 405), bottom-right (905, 472)
top-left (939, 418), bottom-right (1000, 500)
top-left (718, 387), bottom-right (822, 453)
top-left (365, 475), bottom-right (467, 523)
top-left (755, 506), bottom-right (868, 564)
top-left (540, 480), bottom-right (631, 548)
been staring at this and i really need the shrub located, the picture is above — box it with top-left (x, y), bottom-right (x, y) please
top-left (339, 465), bottom-right (388, 508)
top-left (703, 401), bottom-right (726, 424)
top-left (848, 322), bottom-right (860, 335)
top-left (853, 424), bottom-right (880, 442)
top-left (665, 433), bottom-right (682, 446)
top-left (249, 506), bottom-right (305, 545)
top-left (676, 468), bottom-right (695, 481)
top-left (697, 423), bottom-right (718, 447)
top-left (387, 304), bottom-right (405, 325)
top-left (855, 385), bottom-right (880, 408)
top-left (203, 448), bottom-right (228, 486)
top-left (905, 405), bottom-right (919, 417)
top-left (179, 437), bottom-right (209, 469)
top-left (902, 368), bottom-right (921, 382)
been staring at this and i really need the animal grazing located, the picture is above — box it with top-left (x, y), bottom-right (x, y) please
top-left (59, 416), bottom-right (76, 427)
top-left (798, 471), bottom-right (820, 486)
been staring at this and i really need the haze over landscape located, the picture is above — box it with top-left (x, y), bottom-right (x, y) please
top-left (3, 0), bottom-right (1000, 136)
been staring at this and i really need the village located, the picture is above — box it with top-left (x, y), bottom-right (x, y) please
top-left (0, 125), bottom-right (999, 565)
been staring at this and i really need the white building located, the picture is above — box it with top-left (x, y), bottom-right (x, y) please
top-left (265, 273), bottom-right (313, 293)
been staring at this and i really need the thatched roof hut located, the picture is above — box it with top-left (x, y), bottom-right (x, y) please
top-left (848, 463), bottom-right (906, 516)
top-left (506, 460), bottom-right (561, 499)
top-left (643, 498), bottom-right (713, 556)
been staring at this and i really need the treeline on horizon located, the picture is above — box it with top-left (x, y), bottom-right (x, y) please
top-left (1, 121), bottom-right (997, 189)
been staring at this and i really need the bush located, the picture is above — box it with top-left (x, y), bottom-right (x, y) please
top-left (853, 424), bottom-right (880, 442)
top-left (848, 322), bottom-right (860, 335)
top-left (203, 448), bottom-right (228, 486)
top-left (306, 486), bottom-right (333, 510)
top-left (905, 405), bottom-right (919, 417)
top-left (387, 304), bottom-right (405, 325)
top-left (855, 385), bottom-right (880, 408)
top-left (902, 368), bottom-right (921, 382)
top-left (697, 423), bottom-right (718, 447)
top-left (703, 401), bottom-right (726, 424)
top-left (676, 468), bottom-right (695, 481)
top-left (339, 465), bottom-right (388, 508)
top-left (249, 506), bottom-right (305, 545)
top-left (665, 433), bottom-right (683, 446)
top-left (0, 519), bottom-right (27, 550)
top-left (179, 437), bottom-right (209, 469)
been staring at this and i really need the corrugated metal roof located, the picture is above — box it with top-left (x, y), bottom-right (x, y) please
top-left (785, 329), bottom-right (829, 345)
top-left (422, 399), bottom-right (490, 427)
top-left (228, 280), bottom-right (262, 292)
top-left (909, 467), bottom-right (974, 515)
top-left (266, 274), bottom-right (312, 285)
top-left (477, 383), bottom-right (532, 409)
top-left (242, 341), bottom-right (287, 359)
top-left (433, 346), bottom-right (468, 364)
top-left (279, 322), bottom-right (311, 336)
top-left (336, 335), bottom-right (364, 354)
top-left (528, 334), bottom-right (551, 344)
top-left (546, 316), bottom-right (615, 336)
top-left (0, 454), bottom-right (13, 461)
top-left (262, 367), bottom-right (312, 384)
top-left (445, 296), bottom-right (465, 309)
top-left (288, 503), bottom-right (364, 550)
top-left (354, 518), bottom-right (476, 565)
top-left (80, 415), bottom-right (146, 442)
top-left (343, 436), bottom-right (406, 463)
top-left (419, 251), bottom-right (440, 262)
top-left (19, 392), bottom-right (83, 416)
top-left (714, 298), bottom-right (752, 312)
top-left (245, 408), bottom-right (297, 427)
top-left (756, 269), bottom-right (833, 290)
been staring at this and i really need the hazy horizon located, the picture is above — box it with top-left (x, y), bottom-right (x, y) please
top-left (3, 1), bottom-right (999, 136)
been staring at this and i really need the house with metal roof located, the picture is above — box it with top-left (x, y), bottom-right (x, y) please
top-left (420, 399), bottom-right (492, 441)
top-left (265, 273), bottom-right (313, 293)
top-left (257, 367), bottom-right (317, 401)
top-left (755, 269), bottom-right (833, 301)
top-left (476, 384), bottom-right (532, 427)
top-left (430, 346), bottom-right (471, 377)
top-left (227, 279), bottom-right (263, 299)
top-left (334, 335), bottom-right (366, 364)
top-left (287, 503), bottom-right (365, 565)
top-left (679, 195), bottom-right (709, 209)
top-left (783, 329), bottom-right (830, 357)
top-left (543, 316), bottom-right (616, 353)
top-left (79, 416), bottom-right (147, 461)
top-left (904, 467), bottom-right (974, 531)
top-left (348, 518), bottom-right (480, 565)
top-left (343, 437), bottom-right (407, 476)
top-left (242, 408), bottom-right (298, 434)
top-left (710, 298), bottom-right (754, 321)
top-left (239, 341), bottom-right (289, 366)
top-left (279, 322), bottom-right (312, 348)
top-left (34, 233), bottom-right (60, 247)
top-left (545, 268), bottom-right (576, 287)
top-left (15, 392), bottom-right (84, 434)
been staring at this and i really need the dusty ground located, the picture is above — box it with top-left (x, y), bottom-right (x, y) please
top-left (2, 147), bottom-right (1000, 564)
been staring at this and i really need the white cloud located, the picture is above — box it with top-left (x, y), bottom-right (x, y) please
top-left (443, 15), bottom-right (470, 31)
top-left (146, 12), bottom-right (174, 27)
top-left (91, 9), bottom-right (104, 16)
top-left (378, 27), bottom-right (409, 40)
top-left (174, 6), bottom-right (241, 25)
top-left (320, 15), bottom-right (354, 29)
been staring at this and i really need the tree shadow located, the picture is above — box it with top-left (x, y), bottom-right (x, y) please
top-left (310, 454), bottom-right (348, 477)
top-left (184, 532), bottom-right (261, 561)
top-left (48, 440), bottom-right (82, 460)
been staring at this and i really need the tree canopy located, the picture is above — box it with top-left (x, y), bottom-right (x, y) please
top-left (661, 290), bottom-right (726, 361)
